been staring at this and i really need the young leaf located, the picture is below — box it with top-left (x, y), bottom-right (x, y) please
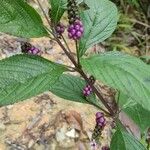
top-left (81, 51), bottom-right (150, 111)
top-left (79, 0), bottom-right (118, 57)
top-left (0, 55), bottom-right (66, 106)
top-left (78, 2), bottom-right (90, 11)
top-left (49, 0), bottom-right (67, 25)
top-left (119, 94), bottom-right (150, 133)
top-left (110, 128), bottom-right (146, 150)
top-left (50, 74), bottom-right (101, 108)
top-left (0, 0), bottom-right (48, 38)
top-left (140, 55), bottom-right (150, 64)
top-left (61, 0), bottom-right (86, 9)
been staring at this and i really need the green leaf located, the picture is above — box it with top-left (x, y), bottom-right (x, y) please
top-left (79, 0), bottom-right (118, 57)
top-left (0, 55), bottom-right (66, 106)
top-left (50, 74), bottom-right (101, 107)
top-left (110, 128), bottom-right (146, 150)
top-left (81, 51), bottom-right (150, 111)
top-left (127, 0), bottom-right (139, 7)
top-left (119, 94), bottom-right (150, 132)
top-left (49, 0), bottom-right (67, 24)
top-left (0, 0), bottom-right (48, 38)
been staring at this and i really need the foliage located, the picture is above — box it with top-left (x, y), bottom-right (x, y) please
top-left (81, 51), bottom-right (150, 111)
top-left (0, 55), bottom-right (66, 106)
top-left (110, 127), bottom-right (146, 150)
top-left (118, 93), bottom-right (150, 132)
top-left (79, 0), bottom-right (118, 57)
top-left (0, 0), bottom-right (149, 149)
top-left (0, 0), bottom-right (48, 38)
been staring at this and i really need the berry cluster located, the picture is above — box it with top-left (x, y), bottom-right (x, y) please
top-left (68, 19), bottom-right (84, 40)
top-left (55, 22), bottom-right (65, 37)
top-left (91, 112), bottom-right (107, 148)
top-left (95, 112), bottom-right (106, 128)
top-left (83, 84), bottom-right (92, 96)
top-left (27, 47), bottom-right (40, 55)
top-left (67, 0), bottom-right (79, 24)
top-left (21, 42), bottom-right (40, 55)
top-left (67, 0), bottom-right (84, 40)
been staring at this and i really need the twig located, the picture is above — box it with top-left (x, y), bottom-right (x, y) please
top-left (61, 35), bottom-right (72, 54)
top-left (129, 19), bottom-right (150, 28)
top-left (36, 0), bottom-right (51, 27)
top-left (75, 40), bottom-right (80, 67)
top-left (37, 2), bottom-right (115, 116)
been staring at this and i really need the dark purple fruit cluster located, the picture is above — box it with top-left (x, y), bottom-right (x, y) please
top-left (67, 0), bottom-right (84, 40)
top-left (68, 19), bottom-right (84, 40)
top-left (28, 47), bottom-right (40, 55)
top-left (21, 42), bottom-right (40, 55)
top-left (55, 22), bottom-right (65, 36)
top-left (83, 84), bottom-right (92, 96)
top-left (95, 112), bottom-right (106, 128)
top-left (101, 146), bottom-right (110, 150)
top-left (67, 0), bottom-right (79, 24)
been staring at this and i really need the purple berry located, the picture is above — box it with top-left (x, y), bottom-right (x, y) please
top-left (27, 47), bottom-right (40, 55)
top-left (90, 140), bottom-right (97, 150)
top-left (101, 146), bottom-right (110, 150)
top-left (55, 22), bottom-right (65, 36)
top-left (68, 32), bottom-right (73, 38)
top-left (75, 24), bottom-right (80, 30)
top-left (75, 20), bottom-right (83, 26)
top-left (98, 122), bottom-right (103, 127)
top-left (56, 26), bottom-right (61, 31)
top-left (60, 27), bottom-right (65, 33)
top-left (76, 31), bottom-right (82, 39)
top-left (68, 24), bottom-right (74, 31)
top-left (70, 29), bottom-right (76, 35)
top-left (73, 36), bottom-right (77, 40)
top-left (79, 27), bottom-right (84, 33)
top-left (86, 90), bottom-right (90, 95)
top-left (96, 112), bottom-right (104, 119)
top-left (28, 49), bottom-right (32, 54)
top-left (97, 117), bottom-right (105, 123)
top-left (83, 84), bottom-right (92, 97)
top-left (83, 90), bottom-right (86, 94)
top-left (21, 42), bottom-right (40, 55)
top-left (95, 112), bottom-right (106, 128)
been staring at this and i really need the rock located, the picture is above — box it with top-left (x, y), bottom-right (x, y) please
top-left (55, 126), bottom-right (76, 148)
top-left (55, 126), bottom-right (66, 142)
top-left (28, 139), bottom-right (35, 149)
top-left (7, 105), bottom-right (14, 109)
top-left (0, 123), bottom-right (6, 131)
top-left (65, 128), bottom-right (79, 138)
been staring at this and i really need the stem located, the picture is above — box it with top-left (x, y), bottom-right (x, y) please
top-left (54, 36), bottom-right (114, 116)
top-left (37, 2), bottom-right (115, 116)
top-left (36, 0), bottom-right (51, 27)
top-left (55, 37), bottom-right (78, 67)
top-left (75, 40), bottom-right (80, 67)
top-left (77, 69), bottom-right (114, 116)
top-left (61, 35), bottom-right (72, 54)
